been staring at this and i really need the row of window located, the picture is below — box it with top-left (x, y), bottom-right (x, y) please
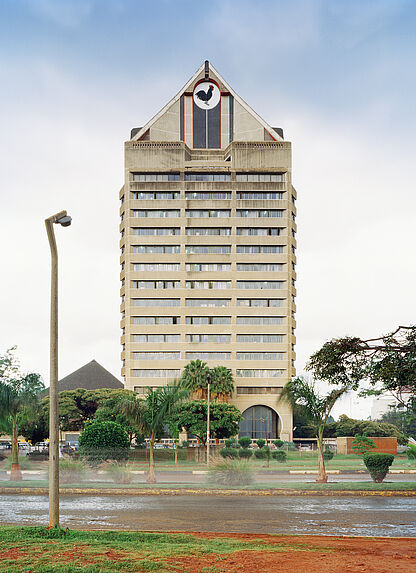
top-left (131, 298), bottom-right (286, 308)
top-left (131, 386), bottom-right (283, 395)
top-left (131, 245), bottom-right (286, 255)
top-left (131, 316), bottom-right (284, 325)
top-left (130, 280), bottom-right (287, 290)
top-left (236, 387), bottom-right (282, 395)
top-left (131, 173), bottom-right (286, 182)
top-left (131, 192), bottom-right (285, 201)
top-left (132, 352), bottom-right (285, 360)
top-left (131, 209), bottom-right (286, 218)
top-left (131, 334), bottom-right (285, 343)
top-left (131, 227), bottom-right (286, 236)
top-left (132, 369), bottom-right (284, 378)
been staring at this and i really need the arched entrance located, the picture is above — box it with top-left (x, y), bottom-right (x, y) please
top-left (239, 405), bottom-right (280, 440)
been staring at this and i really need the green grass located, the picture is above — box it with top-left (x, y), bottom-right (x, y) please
top-left (1, 480), bottom-right (415, 492)
top-left (0, 526), bottom-right (326, 572)
top-left (1, 453), bottom-right (413, 475)
top-left (250, 481), bottom-right (416, 491)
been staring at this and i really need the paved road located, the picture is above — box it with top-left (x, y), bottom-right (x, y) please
top-left (0, 494), bottom-right (415, 537)
top-left (3, 471), bottom-right (415, 483)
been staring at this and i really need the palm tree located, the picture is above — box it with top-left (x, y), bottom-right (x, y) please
top-left (0, 372), bottom-right (44, 481)
top-left (279, 376), bottom-right (349, 483)
top-left (181, 361), bottom-right (235, 402)
top-left (120, 380), bottom-right (188, 483)
top-left (210, 366), bottom-right (234, 402)
top-left (181, 360), bottom-right (210, 399)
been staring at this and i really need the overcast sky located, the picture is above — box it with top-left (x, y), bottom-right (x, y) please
top-left (1, 0), bottom-right (415, 419)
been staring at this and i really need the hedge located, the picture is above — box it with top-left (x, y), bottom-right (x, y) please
top-left (272, 450), bottom-right (287, 462)
top-left (220, 447), bottom-right (239, 459)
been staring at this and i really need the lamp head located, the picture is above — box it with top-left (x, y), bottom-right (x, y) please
top-left (56, 215), bottom-right (72, 227)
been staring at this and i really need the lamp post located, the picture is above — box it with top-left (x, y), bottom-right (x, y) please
top-left (206, 372), bottom-right (211, 466)
top-left (45, 210), bottom-right (72, 528)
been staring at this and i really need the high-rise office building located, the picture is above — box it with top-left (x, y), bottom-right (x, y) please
top-left (120, 62), bottom-right (296, 441)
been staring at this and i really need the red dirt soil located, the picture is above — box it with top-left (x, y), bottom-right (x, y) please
top-left (0, 548), bottom-right (26, 560)
top-left (166, 533), bottom-right (416, 573)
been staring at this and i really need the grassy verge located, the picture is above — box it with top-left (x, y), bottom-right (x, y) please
top-left (1, 454), bottom-right (413, 474)
top-left (0, 526), bottom-right (325, 572)
top-left (0, 480), bottom-right (415, 492)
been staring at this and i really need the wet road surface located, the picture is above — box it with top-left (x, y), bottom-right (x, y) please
top-left (0, 494), bottom-right (415, 537)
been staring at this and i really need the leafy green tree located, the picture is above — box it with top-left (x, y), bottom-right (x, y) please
top-left (93, 389), bottom-right (139, 444)
top-left (119, 381), bottom-right (188, 483)
top-left (41, 388), bottom-right (135, 432)
top-left (307, 326), bottom-right (416, 412)
top-left (0, 348), bottom-right (45, 480)
top-left (330, 414), bottom-right (407, 444)
top-left (378, 406), bottom-right (416, 438)
top-left (280, 376), bottom-right (349, 483)
top-left (172, 400), bottom-right (242, 446)
top-left (78, 420), bottom-right (130, 464)
top-left (18, 402), bottom-right (48, 444)
top-left (351, 434), bottom-right (376, 455)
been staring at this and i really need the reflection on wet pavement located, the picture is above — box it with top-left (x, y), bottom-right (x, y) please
top-left (0, 494), bottom-right (415, 537)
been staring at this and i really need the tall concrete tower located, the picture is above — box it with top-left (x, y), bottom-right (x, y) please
top-left (120, 61), bottom-right (296, 441)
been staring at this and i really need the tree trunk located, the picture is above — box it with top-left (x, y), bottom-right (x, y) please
top-left (147, 436), bottom-right (156, 484)
top-left (315, 430), bottom-right (327, 483)
top-left (10, 420), bottom-right (22, 481)
top-left (174, 442), bottom-right (178, 465)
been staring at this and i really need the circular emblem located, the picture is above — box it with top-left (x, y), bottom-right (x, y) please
top-left (193, 81), bottom-right (220, 110)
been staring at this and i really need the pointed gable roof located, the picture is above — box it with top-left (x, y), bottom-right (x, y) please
top-left (56, 360), bottom-right (123, 392)
top-left (131, 61), bottom-right (283, 143)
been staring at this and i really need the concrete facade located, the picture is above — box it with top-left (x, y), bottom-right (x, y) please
top-left (120, 62), bottom-right (296, 441)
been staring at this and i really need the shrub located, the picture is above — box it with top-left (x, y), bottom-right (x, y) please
top-left (272, 450), bottom-right (287, 462)
top-left (207, 458), bottom-right (254, 486)
top-left (79, 420), bottom-right (130, 464)
top-left (238, 436), bottom-right (252, 449)
top-left (220, 447), bottom-right (239, 459)
top-left (102, 461), bottom-right (132, 484)
top-left (256, 439), bottom-right (265, 449)
top-left (406, 443), bottom-right (416, 463)
top-left (323, 448), bottom-right (334, 461)
top-left (238, 448), bottom-right (253, 459)
top-left (363, 453), bottom-right (394, 483)
top-left (254, 448), bottom-right (267, 459)
top-left (351, 434), bottom-right (376, 456)
top-left (59, 457), bottom-right (86, 484)
top-left (284, 441), bottom-right (298, 451)
top-left (273, 439), bottom-right (284, 449)
top-left (225, 438), bottom-right (239, 448)
top-left (272, 450), bottom-right (286, 462)
top-left (181, 441), bottom-right (190, 448)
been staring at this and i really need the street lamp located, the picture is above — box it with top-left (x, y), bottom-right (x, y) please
top-left (206, 371), bottom-right (211, 466)
top-left (45, 210), bottom-right (72, 528)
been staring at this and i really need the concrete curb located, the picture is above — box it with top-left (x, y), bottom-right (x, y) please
top-left (0, 486), bottom-right (415, 497)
